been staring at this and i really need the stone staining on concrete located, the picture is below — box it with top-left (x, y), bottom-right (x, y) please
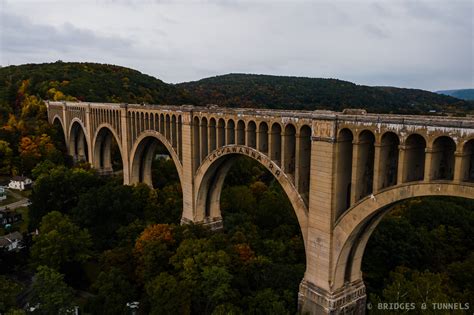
top-left (47, 101), bottom-right (474, 315)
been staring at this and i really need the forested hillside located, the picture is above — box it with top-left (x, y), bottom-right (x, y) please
top-left (178, 74), bottom-right (473, 114)
top-left (0, 62), bottom-right (192, 114)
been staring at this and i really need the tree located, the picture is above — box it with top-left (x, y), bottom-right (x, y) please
top-left (72, 182), bottom-right (147, 250)
top-left (0, 140), bottom-right (13, 174)
top-left (29, 166), bottom-right (102, 229)
top-left (134, 224), bottom-right (176, 282)
top-left (30, 211), bottom-right (92, 270)
top-left (29, 266), bottom-right (74, 315)
top-left (146, 272), bottom-right (191, 315)
top-left (91, 267), bottom-right (136, 315)
top-left (0, 275), bottom-right (23, 312)
top-left (369, 267), bottom-right (450, 314)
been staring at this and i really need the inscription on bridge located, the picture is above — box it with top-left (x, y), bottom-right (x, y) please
top-left (206, 145), bottom-right (281, 177)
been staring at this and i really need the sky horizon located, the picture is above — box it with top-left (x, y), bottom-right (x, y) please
top-left (1, 0), bottom-right (472, 92)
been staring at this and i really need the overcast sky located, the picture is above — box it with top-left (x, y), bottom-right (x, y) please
top-left (0, 0), bottom-right (472, 91)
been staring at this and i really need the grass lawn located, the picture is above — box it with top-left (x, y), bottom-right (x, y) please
top-left (0, 190), bottom-right (21, 206)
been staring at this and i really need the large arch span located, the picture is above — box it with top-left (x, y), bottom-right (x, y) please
top-left (333, 181), bottom-right (474, 289)
top-left (194, 145), bottom-right (309, 244)
top-left (129, 131), bottom-right (183, 188)
top-left (92, 124), bottom-right (124, 176)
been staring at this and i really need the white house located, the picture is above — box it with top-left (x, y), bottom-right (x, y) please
top-left (0, 231), bottom-right (23, 251)
top-left (8, 176), bottom-right (32, 191)
top-left (0, 186), bottom-right (6, 201)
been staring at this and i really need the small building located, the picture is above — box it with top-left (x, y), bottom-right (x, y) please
top-left (0, 231), bottom-right (23, 251)
top-left (0, 186), bottom-right (6, 201)
top-left (8, 176), bottom-right (32, 191)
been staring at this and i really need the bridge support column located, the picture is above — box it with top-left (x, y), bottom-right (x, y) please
top-left (453, 151), bottom-right (464, 182)
top-left (120, 105), bottom-right (131, 185)
top-left (180, 110), bottom-right (198, 224)
top-left (299, 122), bottom-right (367, 315)
top-left (299, 279), bottom-right (366, 315)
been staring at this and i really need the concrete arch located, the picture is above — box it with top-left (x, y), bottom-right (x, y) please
top-left (92, 124), bottom-right (124, 173)
top-left (129, 131), bottom-right (183, 187)
top-left (52, 115), bottom-right (67, 143)
top-left (402, 131), bottom-right (429, 147)
top-left (431, 135), bottom-right (456, 180)
top-left (68, 118), bottom-right (89, 162)
top-left (332, 182), bottom-right (474, 289)
top-left (194, 145), bottom-right (309, 244)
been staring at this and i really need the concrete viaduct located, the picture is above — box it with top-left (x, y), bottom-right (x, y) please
top-left (47, 101), bottom-right (474, 314)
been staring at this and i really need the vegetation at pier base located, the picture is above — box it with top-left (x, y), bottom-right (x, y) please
top-left (0, 61), bottom-right (473, 313)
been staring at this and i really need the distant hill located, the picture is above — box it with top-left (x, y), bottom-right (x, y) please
top-left (0, 63), bottom-right (472, 115)
top-left (178, 74), bottom-right (473, 114)
top-left (436, 89), bottom-right (474, 101)
top-left (0, 62), bottom-right (192, 112)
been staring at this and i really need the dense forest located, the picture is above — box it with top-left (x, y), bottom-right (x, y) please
top-left (0, 62), bottom-right (473, 314)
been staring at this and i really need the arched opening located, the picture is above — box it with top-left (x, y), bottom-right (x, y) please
top-left (193, 117), bottom-right (200, 170)
top-left (359, 194), bottom-right (474, 307)
top-left (283, 124), bottom-right (296, 178)
top-left (69, 121), bottom-right (88, 163)
top-left (430, 136), bottom-right (456, 180)
top-left (258, 122), bottom-right (269, 153)
top-left (403, 134), bottom-right (426, 182)
top-left (226, 119), bottom-right (235, 145)
top-left (165, 115), bottom-right (171, 141)
top-left (461, 139), bottom-right (474, 182)
top-left (378, 132), bottom-right (399, 189)
top-left (270, 123), bottom-right (282, 166)
top-left (247, 121), bottom-right (257, 149)
top-left (171, 115), bottom-right (177, 149)
top-left (159, 114), bottom-right (165, 134)
top-left (140, 112), bottom-right (145, 132)
top-left (195, 153), bottom-right (307, 311)
top-left (209, 118), bottom-right (217, 152)
top-left (200, 117), bottom-right (208, 160)
top-left (237, 120), bottom-right (245, 145)
top-left (217, 119), bottom-right (225, 148)
top-left (93, 127), bottom-right (123, 176)
top-left (353, 130), bottom-right (375, 203)
top-left (51, 117), bottom-right (68, 160)
top-left (333, 182), bottom-right (474, 308)
top-left (298, 125), bottom-right (311, 206)
top-left (130, 135), bottom-right (182, 190)
top-left (335, 128), bottom-right (353, 218)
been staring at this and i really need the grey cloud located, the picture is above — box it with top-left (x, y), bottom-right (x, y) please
top-left (1, 11), bottom-right (134, 56)
top-left (363, 24), bottom-right (390, 39)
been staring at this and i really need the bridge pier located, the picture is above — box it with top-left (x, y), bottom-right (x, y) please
top-left (299, 280), bottom-right (366, 315)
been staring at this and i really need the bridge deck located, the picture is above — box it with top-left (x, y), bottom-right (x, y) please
top-left (47, 101), bottom-right (474, 128)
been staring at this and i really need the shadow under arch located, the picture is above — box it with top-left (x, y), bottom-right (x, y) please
top-left (194, 144), bottom-right (309, 245)
top-left (332, 181), bottom-right (474, 289)
top-left (68, 118), bottom-right (89, 162)
top-left (92, 124), bottom-right (124, 176)
top-left (52, 115), bottom-right (67, 142)
top-left (129, 131), bottom-right (183, 188)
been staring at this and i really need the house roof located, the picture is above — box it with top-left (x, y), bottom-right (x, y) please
top-left (0, 231), bottom-right (23, 247)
